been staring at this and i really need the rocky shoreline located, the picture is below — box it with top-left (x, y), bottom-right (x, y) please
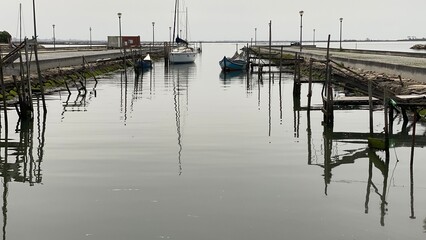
top-left (1, 59), bottom-right (125, 102)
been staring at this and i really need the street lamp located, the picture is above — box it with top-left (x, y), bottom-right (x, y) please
top-left (152, 22), bottom-right (155, 50)
top-left (169, 26), bottom-right (172, 45)
top-left (255, 27), bottom-right (257, 45)
top-left (313, 28), bottom-right (316, 46)
top-left (52, 24), bottom-right (56, 51)
top-left (299, 10), bottom-right (304, 52)
top-left (117, 12), bottom-right (122, 49)
top-left (339, 17), bottom-right (343, 50)
top-left (89, 27), bottom-right (92, 49)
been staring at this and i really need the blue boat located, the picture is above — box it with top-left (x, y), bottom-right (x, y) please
top-left (135, 54), bottom-right (152, 71)
top-left (219, 51), bottom-right (247, 71)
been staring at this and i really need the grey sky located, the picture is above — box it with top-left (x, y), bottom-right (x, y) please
top-left (1, 0), bottom-right (425, 42)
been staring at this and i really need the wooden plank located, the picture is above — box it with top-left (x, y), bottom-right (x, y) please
top-left (396, 94), bottom-right (426, 100)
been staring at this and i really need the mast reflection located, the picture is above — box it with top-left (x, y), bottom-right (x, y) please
top-left (166, 64), bottom-right (195, 175)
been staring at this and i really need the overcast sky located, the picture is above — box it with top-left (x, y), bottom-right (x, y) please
top-left (1, 0), bottom-right (425, 42)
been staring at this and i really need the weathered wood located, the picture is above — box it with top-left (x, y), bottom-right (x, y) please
top-left (307, 59), bottom-right (313, 111)
top-left (368, 79), bottom-right (374, 134)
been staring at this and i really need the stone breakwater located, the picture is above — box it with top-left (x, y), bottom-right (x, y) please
top-left (411, 44), bottom-right (426, 50)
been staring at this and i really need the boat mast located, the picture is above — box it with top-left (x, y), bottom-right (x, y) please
top-left (19, 3), bottom-right (22, 42)
top-left (176, 0), bottom-right (180, 38)
top-left (172, 0), bottom-right (178, 42)
top-left (185, 7), bottom-right (188, 41)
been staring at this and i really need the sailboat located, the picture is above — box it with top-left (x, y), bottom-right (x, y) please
top-left (169, 0), bottom-right (197, 64)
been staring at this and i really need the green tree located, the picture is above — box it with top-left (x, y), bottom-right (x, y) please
top-left (0, 31), bottom-right (12, 43)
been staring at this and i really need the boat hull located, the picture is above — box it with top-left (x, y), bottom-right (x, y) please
top-left (219, 57), bottom-right (247, 71)
top-left (169, 50), bottom-right (196, 64)
top-left (135, 60), bottom-right (152, 71)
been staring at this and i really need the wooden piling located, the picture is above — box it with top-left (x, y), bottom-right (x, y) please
top-left (383, 89), bottom-right (389, 149)
top-left (268, 20), bottom-right (272, 83)
top-left (0, 52), bottom-right (4, 128)
top-left (368, 79), bottom-right (374, 134)
top-left (324, 34), bottom-right (334, 126)
top-left (409, 111), bottom-right (417, 219)
top-left (293, 53), bottom-right (301, 96)
top-left (279, 46), bottom-right (283, 83)
top-left (32, 38), bottom-right (47, 115)
top-left (307, 59), bottom-right (313, 111)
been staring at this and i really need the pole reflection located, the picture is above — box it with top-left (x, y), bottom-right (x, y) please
top-left (61, 77), bottom-right (98, 120)
top-left (0, 98), bottom-right (46, 239)
top-left (306, 109), bottom-right (426, 226)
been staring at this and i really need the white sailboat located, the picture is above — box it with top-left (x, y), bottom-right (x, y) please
top-left (169, 0), bottom-right (197, 64)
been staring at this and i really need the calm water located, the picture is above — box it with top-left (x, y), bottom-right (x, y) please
top-left (2, 43), bottom-right (426, 240)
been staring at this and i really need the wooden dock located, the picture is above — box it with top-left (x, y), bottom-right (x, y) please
top-left (247, 35), bottom-right (426, 152)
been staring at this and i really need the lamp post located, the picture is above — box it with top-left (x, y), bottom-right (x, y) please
top-left (169, 26), bottom-right (172, 45)
top-left (313, 28), bottom-right (316, 46)
top-left (152, 22), bottom-right (155, 51)
top-left (299, 10), bottom-right (304, 52)
top-left (339, 17), bottom-right (343, 50)
top-left (117, 12), bottom-right (122, 49)
top-left (52, 24), bottom-right (56, 51)
top-left (255, 27), bottom-right (257, 45)
top-left (89, 27), bottom-right (92, 49)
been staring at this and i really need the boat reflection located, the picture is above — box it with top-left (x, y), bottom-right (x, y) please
top-left (219, 70), bottom-right (246, 81)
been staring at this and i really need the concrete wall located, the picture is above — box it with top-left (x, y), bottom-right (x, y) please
top-left (4, 52), bottom-right (125, 75)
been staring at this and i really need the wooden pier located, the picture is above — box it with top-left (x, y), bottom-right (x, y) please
top-left (247, 33), bottom-right (426, 154)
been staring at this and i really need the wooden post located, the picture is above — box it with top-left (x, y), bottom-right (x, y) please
top-left (389, 105), bottom-right (394, 135)
top-left (32, 0), bottom-right (47, 115)
top-left (293, 53), bottom-right (301, 96)
top-left (368, 79), bottom-right (374, 135)
top-left (383, 89), bottom-right (389, 149)
top-left (0, 52), bottom-right (4, 127)
top-left (246, 43), bottom-right (250, 71)
top-left (268, 20), bottom-right (272, 83)
top-left (293, 53), bottom-right (298, 81)
top-left (324, 34), bottom-right (333, 126)
top-left (307, 58), bottom-right (313, 111)
top-left (409, 111), bottom-right (418, 220)
top-left (0, 53), bottom-right (8, 130)
top-left (279, 46), bottom-right (283, 83)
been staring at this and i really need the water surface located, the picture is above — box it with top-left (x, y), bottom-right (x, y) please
top-left (2, 43), bottom-right (426, 240)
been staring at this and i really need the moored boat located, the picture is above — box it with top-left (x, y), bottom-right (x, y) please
top-left (219, 51), bottom-right (247, 71)
top-left (169, 0), bottom-right (197, 64)
top-left (169, 45), bottom-right (197, 64)
top-left (135, 54), bottom-right (152, 71)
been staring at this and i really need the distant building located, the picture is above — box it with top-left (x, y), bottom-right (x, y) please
top-left (107, 36), bottom-right (140, 49)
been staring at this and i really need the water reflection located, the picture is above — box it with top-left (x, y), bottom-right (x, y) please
top-left (166, 64), bottom-right (196, 175)
top-left (61, 77), bottom-right (98, 120)
top-left (219, 70), bottom-right (246, 85)
top-left (1, 97), bottom-right (46, 239)
top-left (216, 62), bottom-right (426, 230)
top-left (306, 113), bottom-right (426, 226)
top-left (243, 71), bottom-right (426, 229)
